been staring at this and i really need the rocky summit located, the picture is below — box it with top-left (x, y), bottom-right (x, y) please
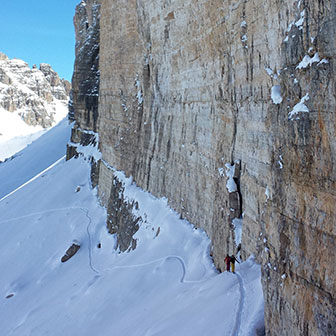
top-left (68, 1), bottom-right (335, 335)
top-left (0, 52), bottom-right (70, 128)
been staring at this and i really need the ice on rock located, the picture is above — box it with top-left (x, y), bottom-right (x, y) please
top-left (288, 94), bottom-right (310, 120)
top-left (225, 163), bottom-right (238, 193)
top-left (296, 53), bottom-right (320, 69)
top-left (271, 85), bottom-right (283, 104)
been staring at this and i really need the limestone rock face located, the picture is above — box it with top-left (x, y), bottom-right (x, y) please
top-left (39, 63), bottom-right (71, 100)
top-left (0, 53), bottom-right (70, 127)
top-left (70, 0), bottom-right (335, 335)
top-left (68, 0), bottom-right (101, 186)
top-left (70, 0), bottom-right (101, 132)
top-left (106, 176), bottom-right (141, 252)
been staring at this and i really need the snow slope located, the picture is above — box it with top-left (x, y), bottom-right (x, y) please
top-left (0, 118), bottom-right (72, 200)
top-left (0, 103), bottom-right (68, 162)
top-left (0, 121), bottom-right (264, 335)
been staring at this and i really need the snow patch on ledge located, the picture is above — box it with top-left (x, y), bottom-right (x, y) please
top-left (318, 58), bottom-right (329, 66)
top-left (68, 131), bottom-right (102, 162)
top-left (240, 20), bottom-right (247, 27)
top-left (233, 218), bottom-right (242, 246)
top-left (69, 141), bottom-right (102, 162)
top-left (135, 75), bottom-right (143, 106)
top-left (225, 163), bottom-right (237, 193)
top-left (271, 85), bottom-right (283, 104)
top-left (288, 94), bottom-right (310, 120)
top-left (296, 53), bottom-right (320, 69)
top-left (295, 10), bottom-right (305, 29)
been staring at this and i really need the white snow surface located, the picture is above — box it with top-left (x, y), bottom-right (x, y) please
top-left (295, 10), bottom-right (305, 29)
top-left (0, 102), bottom-right (68, 162)
top-left (233, 218), bottom-right (243, 247)
top-left (0, 118), bottom-right (72, 199)
top-left (0, 107), bottom-right (45, 161)
top-left (296, 52), bottom-right (320, 69)
top-left (288, 94), bottom-right (310, 120)
top-left (271, 85), bottom-right (283, 104)
top-left (0, 121), bottom-right (264, 335)
top-left (68, 136), bottom-right (102, 163)
top-left (225, 163), bottom-right (238, 193)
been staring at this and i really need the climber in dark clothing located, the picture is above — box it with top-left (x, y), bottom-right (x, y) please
top-left (230, 255), bottom-right (240, 273)
top-left (224, 254), bottom-right (231, 272)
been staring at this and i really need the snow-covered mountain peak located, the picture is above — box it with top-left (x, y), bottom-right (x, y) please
top-left (0, 53), bottom-right (71, 161)
top-left (0, 53), bottom-right (70, 128)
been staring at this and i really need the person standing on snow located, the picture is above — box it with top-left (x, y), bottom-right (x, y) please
top-left (230, 255), bottom-right (240, 273)
top-left (224, 254), bottom-right (231, 272)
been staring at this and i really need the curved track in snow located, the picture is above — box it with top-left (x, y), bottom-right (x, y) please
top-left (108, 255), bottom-right (188, 283)
top-left (0, 206), bottom-right (101, 276)
top-left (81, 207), bottom-right (100, 275)
top-left (0, 157), bottom-right (211, 285)
top-left (231, 271), bottom-right (245, 336)
top-left (0, 206), bottom-right (198, 284)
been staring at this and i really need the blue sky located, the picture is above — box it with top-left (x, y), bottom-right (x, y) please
top-left (0, 0), bottom-right (80, 81)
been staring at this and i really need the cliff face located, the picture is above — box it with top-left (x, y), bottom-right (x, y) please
top-left (70, 0), bottom-right (336, 335)
top-left (68, 0), bottom-right (101, 171)
top-left (70, 0), bottom-right (101, 131)
top-left (0, 53), bottom-right (70, 127)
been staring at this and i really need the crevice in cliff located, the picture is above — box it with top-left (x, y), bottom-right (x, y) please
top-left (224, 160), bottom-right (243, 258)
top-left (230, 104), bottom-right (239, 164)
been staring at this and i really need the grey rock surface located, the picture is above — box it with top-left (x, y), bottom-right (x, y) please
top-left (69, 0), bottom-right (336, 335)
top-left (0, 54), bottom-right (70, 127)
top-left (61, 243), bottom-right (80, 263)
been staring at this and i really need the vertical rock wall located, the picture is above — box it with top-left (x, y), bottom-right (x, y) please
top-left (70, 0), bottom-right (101, 132)
top-left (68, 0), bottom-right (101, 173)
top-left (71, 0), bottom-right (336, 335)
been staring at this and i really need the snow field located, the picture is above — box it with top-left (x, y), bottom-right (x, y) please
top-left (0, 120), bottom-right (264, 335)
top-left (0, 99), bottom-right (68, 161)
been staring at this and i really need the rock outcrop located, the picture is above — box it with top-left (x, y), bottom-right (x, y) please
top-left (61, 243), bottom-right (80, 263)
top-left (69, 0), bottom-right (335, 335)
top-left (0, 52), bottom-right (70, 128)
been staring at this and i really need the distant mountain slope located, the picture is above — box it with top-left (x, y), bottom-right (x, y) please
top-left (0, 52), bottom-right (70, 161)
top-left (0, 118), bottom-right (72, 200)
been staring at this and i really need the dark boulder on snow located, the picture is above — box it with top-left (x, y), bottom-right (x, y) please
top-left (61, 243), bottom-right (80, 263)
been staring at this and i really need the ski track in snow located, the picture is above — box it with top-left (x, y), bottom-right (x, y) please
top-left (0, 166), bottom-right (247, 336)
top-left (0, 206), bottom-right (197, 284)
top-left (0, 157), bottom-right (206, 285)
top-left (105, 255), bottom-right (189, 283)
top-left (231, 272), bottom-right (245, 336)
top-left (82, 207), bottom-right (100, 275)
top-left (0, 206), bottom-right (101, 276)
top-left (0, 157), bottom-right (251, 336)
